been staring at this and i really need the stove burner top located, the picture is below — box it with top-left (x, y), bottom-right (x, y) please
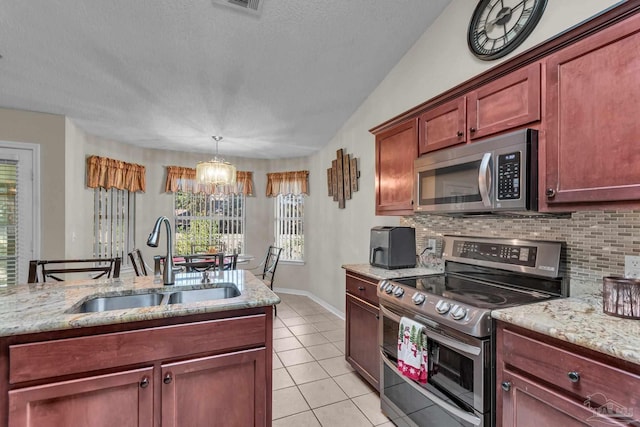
top-left (392, 274), bottom-right (550, 310)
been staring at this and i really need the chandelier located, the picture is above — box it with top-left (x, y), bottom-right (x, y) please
top-left (195, 136), bottom-right (237, 186)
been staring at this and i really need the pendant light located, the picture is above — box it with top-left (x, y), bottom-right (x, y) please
top-left (195, 136), bottom-right (237, 186)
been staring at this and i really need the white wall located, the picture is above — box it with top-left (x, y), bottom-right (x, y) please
top-left (301, 0), bottom-right (620, 314)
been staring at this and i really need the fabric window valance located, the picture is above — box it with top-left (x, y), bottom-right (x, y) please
top-left (165, 166), bottom-right (254, 196)
top-left (86, 155), bottom-right (146, 192)
top-left (266, 170), bottom-right (309, 196)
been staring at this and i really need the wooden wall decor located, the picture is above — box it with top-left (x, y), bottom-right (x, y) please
top-left (327, 149), bottom-right (360, 208)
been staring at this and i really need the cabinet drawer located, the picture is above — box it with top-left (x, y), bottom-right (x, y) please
top-left (10, 314), bottom-right (266, 384)
top-left (345, 273), bottom-right (379, 306)
top-left (502, 328), bottom-right (640, 416)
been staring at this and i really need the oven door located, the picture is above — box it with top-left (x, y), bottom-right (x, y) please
top-left (379, 304), bottom-right (490, 427)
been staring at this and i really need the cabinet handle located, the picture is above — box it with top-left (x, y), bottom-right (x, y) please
top-left (376, 315), bottom-right (380, 320)
top-left (358, 286), bottom-right (365, 291)
top-left (457, 130), bottom-right (464, 137)
top-left (139, 377), bottom-right (150, 389)
top-left (469, 127), bottom-right (476, 133)
top-left (545, 188), bottom-right (556, 198)
top-left (163, 373), bottom-right (173, 384)
top-left (501, 381), bottom-right (511, 392)
top-left (567, 371), bottom-right (580, 383)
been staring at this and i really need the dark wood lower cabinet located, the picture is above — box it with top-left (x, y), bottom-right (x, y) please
top-left (345, 270), bottom-right (381, 392)
top-left (4, 309), bottom-right (272, 427)
top-left (9, 367), bottom-right (154, 427)
top-left (497, 321), bottom-right (640, 427)
top-left (346, 293), bottom-right (379, 390)
top-left (162, 348), bottom-right (266, 427)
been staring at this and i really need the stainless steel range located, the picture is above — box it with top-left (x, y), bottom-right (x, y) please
top-left (378, 235), bottom-right (567, 427)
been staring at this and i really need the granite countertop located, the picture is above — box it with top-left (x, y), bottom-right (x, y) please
top-left (0, 270), bottom-right (280, 338)
top-left (342, 263), bottom-right (443, 280)
top-left (492, 293), bottom-right (640, 366)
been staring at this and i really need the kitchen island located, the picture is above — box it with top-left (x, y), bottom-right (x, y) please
top-left (0, 270), bottom-right (280, 427)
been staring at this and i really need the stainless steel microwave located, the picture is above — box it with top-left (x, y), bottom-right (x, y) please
top-left (414, 129), bottom-right (538, 214)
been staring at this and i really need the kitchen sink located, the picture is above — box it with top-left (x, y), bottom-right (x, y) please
top-left (75, 293), bottom-right (165, 313)
top-left (70, 283), bottom-right (241, 313)
top-left (168, 284), bottom-right (240, 304)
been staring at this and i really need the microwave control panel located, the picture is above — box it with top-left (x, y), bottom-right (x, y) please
top-left (497, 151), bottom-right (521, 200)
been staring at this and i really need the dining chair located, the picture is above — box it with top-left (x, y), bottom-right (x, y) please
top-left (178, 253), bottom-right (225, 273)
top-left (27, 258), bottom-right (122, 283)
top-left (128, 249), bottom-right (148, 276)
top-left (223, 254), bottom-right (238, 270)
top-left (250, 246), bottom-right (282, 315)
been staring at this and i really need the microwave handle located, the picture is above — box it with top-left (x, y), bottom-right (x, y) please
top-left (478, 153), bottom-right (492, 208)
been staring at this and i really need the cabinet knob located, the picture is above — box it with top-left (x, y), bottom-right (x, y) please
top-left (139, 377), bottom-right (150, 389)
top-left (163, 373), bottom-right (173, 384)
top-left (358, 286), bottom-right (365, 291)
top-left (567, 371), bottom-right (580, 383)
top-left (469, 127), bottom-right (476, 133)
top-left (545, 188), bottom-right (556, 198)
top-left (457, 130), bottom-right (464, 137)
top-left (501, 381), bottom-right (511, 392)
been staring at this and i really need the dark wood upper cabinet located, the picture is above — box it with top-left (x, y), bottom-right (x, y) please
top-left (375, 118), bottom-right (418, 216)
top-left (418, 63), bottom-right (541, 156)
top-left (418, 97), bottom-right (466, 154)
top-left (544, 12), bottom-right (640, 209)
top-left (467, 63), bottom-right (541, 141)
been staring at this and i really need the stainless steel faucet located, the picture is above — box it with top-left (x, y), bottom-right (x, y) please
top-left (147, 216), bottom-right (177, 285)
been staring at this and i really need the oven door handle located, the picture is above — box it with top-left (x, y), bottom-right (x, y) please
top-left (381, 352), bottom-right (482, 426)
top-left (379, 305), bottom-right (481, 356)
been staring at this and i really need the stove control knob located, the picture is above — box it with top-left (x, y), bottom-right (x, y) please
top-left (412, 293), bottom-right (426, 305)
top-left (450, 305), bottom-right (468, 320)
top-left (435, 300), bottom-right (451, 314)
top-left (385, 284), bottom-right (394, 294)
top-left (378, 280), bottom-right (389, 291)
top-left (393, 286), bottom-right (404, 297)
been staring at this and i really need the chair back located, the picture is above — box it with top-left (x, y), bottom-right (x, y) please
top-left (223, 254), bottom-right (238, 270)
top-left (179, 253), bottom-right (225, 273)
top-left (27, 258), bottom-right (122, 283)
top-left (261, 246), bottom-right (283, 288)
top-left (128, 249), bottom-right (148, 276)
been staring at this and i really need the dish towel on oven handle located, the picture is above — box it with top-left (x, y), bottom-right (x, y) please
top-left (397, 316), bottom-right (428, 383)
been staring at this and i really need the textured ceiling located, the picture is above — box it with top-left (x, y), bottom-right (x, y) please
top-left (0, 0), bottom-right (451, 159)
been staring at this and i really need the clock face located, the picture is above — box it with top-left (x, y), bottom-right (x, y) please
top-left (468, 0), bottom-right (547, 60)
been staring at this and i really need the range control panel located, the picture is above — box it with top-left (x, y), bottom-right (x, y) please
top-left (497, 151), bottom-right (521, 200)
top-left (451, 241), bottom-right (537, 267)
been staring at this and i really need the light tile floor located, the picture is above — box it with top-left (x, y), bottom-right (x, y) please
top-left (272, 293), bottom-right (393, 427)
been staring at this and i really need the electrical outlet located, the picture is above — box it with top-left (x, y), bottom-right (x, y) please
top-left (624, 255), bottom-right (640, 278)
top-left (425, 238), bottom-right (437, 256)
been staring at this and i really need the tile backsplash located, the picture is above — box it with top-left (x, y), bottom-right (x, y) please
top-left (402, 211), bottom-right (640, 296)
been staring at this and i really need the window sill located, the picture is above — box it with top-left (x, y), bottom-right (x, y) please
top-left (280, 260), bottom-right (305, 266)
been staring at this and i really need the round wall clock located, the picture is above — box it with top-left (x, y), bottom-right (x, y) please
top-left (468, 0), bottom-right (547, 61)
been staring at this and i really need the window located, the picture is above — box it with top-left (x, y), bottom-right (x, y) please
top-left (94, 188), bottom-right (135, 266)
top-left (0, 160), bottom-right (18, 287)
top-left (274, 194), bottom-right (304, 262)
top-left (174, 192), bottom-right (245, 255)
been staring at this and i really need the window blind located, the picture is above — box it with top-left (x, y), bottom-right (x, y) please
top-left (0, 159), bottom-right (18, 287)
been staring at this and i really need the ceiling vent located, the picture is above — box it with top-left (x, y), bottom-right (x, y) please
top-left (212, 0), bottom-right (264, 15)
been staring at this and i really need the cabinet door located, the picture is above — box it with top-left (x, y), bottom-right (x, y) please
top-left (545, 13), bottom-right (640, 207)
top-left (161, 348), bottom-right (267, 427)
top-left (467, 63), bottom-right (541, 141)
top-left (418, 97), bottom-right (466, 154)
top-left (8, 367), bottom-right (153, 427)
top-left (375, 118), bottom-right (418, 215)
top-left (500, 369), bottom-right (630, 427)
top-left (345, 293), bottom-right (379, 390)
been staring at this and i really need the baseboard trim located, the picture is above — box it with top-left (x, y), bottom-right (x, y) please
top-left (272, 287), bottom-right (345, 320)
